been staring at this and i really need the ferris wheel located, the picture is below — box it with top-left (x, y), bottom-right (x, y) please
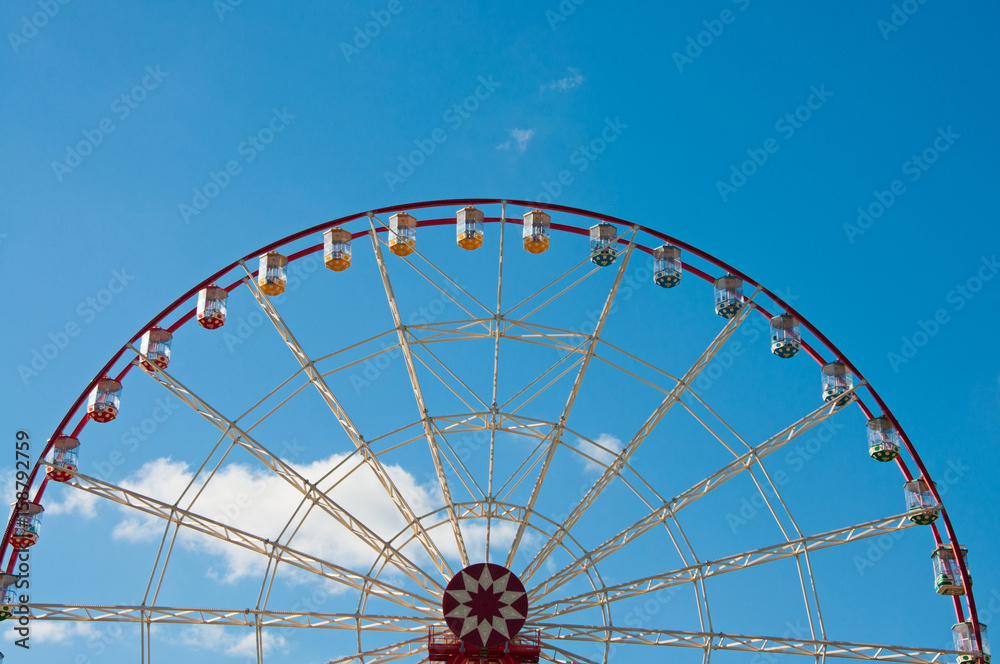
top-left (3, 199), bottom-right (989, 664)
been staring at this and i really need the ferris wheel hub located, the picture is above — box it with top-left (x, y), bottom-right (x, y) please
top-left (443, 563), bottom-right (528, 649)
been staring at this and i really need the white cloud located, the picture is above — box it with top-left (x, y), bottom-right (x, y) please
top-left (0, 461), bottom-right (99, 522)
top-left (108, 453), bottom-right (454, 584)
top-left (177, 624), bottom-right (288, 658)
top-left (6, 620), bottom-right (102, 644)
top-left (44, 484), bottom-right (99, 519)
top-left (575, 433), bottom-right (623, 473)
top-left (497, 128), bottom-right (535, 153)
top-left (543, 68), bottom-right (585, 92)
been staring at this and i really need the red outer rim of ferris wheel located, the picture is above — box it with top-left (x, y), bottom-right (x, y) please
top-left (4, 197), bottom-right (983, 652)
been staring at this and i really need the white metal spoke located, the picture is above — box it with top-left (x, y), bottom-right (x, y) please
top-left (503, 253), bottom-right (595, 319)
top-left (368, 218), bottom-right (470, 567)
top-left (371, 213), bottom-right (493, 320)
top-left (505, 232), bottom-right (639, 569)
top-left (679, 390), bottom-right (830, 644)
top-left (591, 336), bottom-right (681, 385)
top-left (664, 385), bottom-right (858, 515)
top-left (496, 425), bottom-right (557, 502)
top-left (516, 264), bottom-right (604, 322)
top-left (543, 641), bottom-right (603, 664)
top-left (429, 419), bottom-right (488, 501)
top-left (323, 635), bottom-right (427, 664)
top-left (528, 392), bottom-right (861, 606)
top-left (503, 319), bottom-right (590, 353)
top-left (529, 511), bottom-right (925, 621)
top-left (407, 338), bottom-right (491, 413)
top-left (310, 328), bottom-right (399, 371)
top-left (130, 346), bottom-right (443, 593)
top-left (63, 469), bottom-right (440, 616)
top-left (28, 603), bottom-right (436, 631)
top-left (487, 202), bottom-right (508, 562)
top-left (533, 623), bottom-right (965, 663)
top-left (504, 340), bottom-right (588, 415)
top-left (238, 262), bottom-right (454, 581)
top-left (528, 505), bottom-right (668, 600)
top-left (518, 289), bottom-right (761, 583)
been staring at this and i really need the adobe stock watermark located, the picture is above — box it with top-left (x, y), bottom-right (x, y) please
top-left (725, 420), bottom-right (844, 534)
top-left (533, 117), bottom-right (628, 204)
top-left (692, 287), bottom-right (800, 394)
top-left (557, 257), bottom-right (652, 353)
top-left (877, 0), bottom-right (930, 40)
top-left (745, 620), bottom-right (811, 664)
top-left (222, 253), bottom-right (322, 353)
top-left (853, 457), bottom-right (969, 575)
top-left (672, 0), bottom-right (751, 73)
top-left (51, 66), bottom-right (170, 183)
top-left (339, 0), bottom-right (404, 62)
top-left (178, 107), bottom-right (296, 223)
top-left (843, 126), bottom-right (959, 243)
top-left (10, 430), bottom-right (31, 647)
top-left (887, 255), bottom-right (997, 373)
top-left (213, 0), bottom-right (244, 21)
top-left (91, 397), bottom-right (179, 482)
top-left (716, 85), bottom-right (833, 201)
top-left (229, 579), bottom-right (333, 664)
top-left (213, 438), bottom-right (306, 526)
top-left (581, 583), bottom-right (681, 662)
top-left (418, 430), bottom-right (491, 490)
top-left (694, 291), bottom-right (800, 394)
top-left (17, 268), bottom-right (136, 385)
top-left (352, 282), bottom-right (461, 394)
top-left (545, 0), bottom-right (587, 30)
top-left (76, 623), bottom-right (131, 662)
top-left (7, 0), bottom-right (72, 53)
top-left (383, 76), bottom-right (501, 192)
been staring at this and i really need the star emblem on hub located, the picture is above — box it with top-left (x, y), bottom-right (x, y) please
top-left (443, 563), bottom-right (528, 649)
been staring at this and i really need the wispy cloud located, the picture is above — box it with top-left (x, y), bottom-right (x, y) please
top-left (108, 453), bottom-right (463, 584)
top-left (45, 483), bottom-right (99, 518)
top-left (575, 433), bottom-right (623, 473)
top-left (543, 68), bottom-right (585, 93)
top-left (6, 621), bottom-right (102, 645)
top-left (177, 625), bottom-right (288, 658)
top-left (497, 128), bottom-right (535, 153)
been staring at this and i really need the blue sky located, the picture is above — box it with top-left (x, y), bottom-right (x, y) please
top-left (1, 1), bottom-right (999, 663)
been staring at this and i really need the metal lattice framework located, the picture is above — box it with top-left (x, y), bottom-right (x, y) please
top-left (5, 199), bottom-right (983, 664)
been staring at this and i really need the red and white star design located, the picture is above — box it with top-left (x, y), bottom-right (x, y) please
top-left (442, 563), bottom-right (529, 649)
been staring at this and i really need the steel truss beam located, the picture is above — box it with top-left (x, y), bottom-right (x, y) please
top-left (27, 603), bottom-right (436, 632)
top-left (368, 216), bottom-right (470, 568)
top-left (323, 635), bottom-right (427, 664)
top-left (529, 511), bottom-right (928, 621)
top-left (505, 231), bottom-right (639, 569)
top-left (64, 470), bottom-right (440, 616)
top-left (532, 622), bottom-right (967, 663)
top-left (129, 346), bottom-right (442, 594)
top-left (238, 263), bottom-right (453, 581)
top-left (520, 288), bottom-right (762, 584)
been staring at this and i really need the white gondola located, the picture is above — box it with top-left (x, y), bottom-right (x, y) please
top-left (653, 245), bottom-right (682, 288)
top-left (258, 252), bottom-right (288, 296)
top-left (821, 362), bottom-right (853, 406)
top-left (197, 285), bottom-right (228, 329)
top-left (867, 416), bottom-right (900, 462)
top-left (324, 228), bottom-right (352, 271)
top-left (456, 206), bottom-right (484, 250)
top-left (953, 622), bottom-right (990, 664)
top-left (87, 377), bottom-right (122, 423)
top-left (589, 222), bottom-right (617, 266)
top-left (903, 478), bottom-right (939, 525)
